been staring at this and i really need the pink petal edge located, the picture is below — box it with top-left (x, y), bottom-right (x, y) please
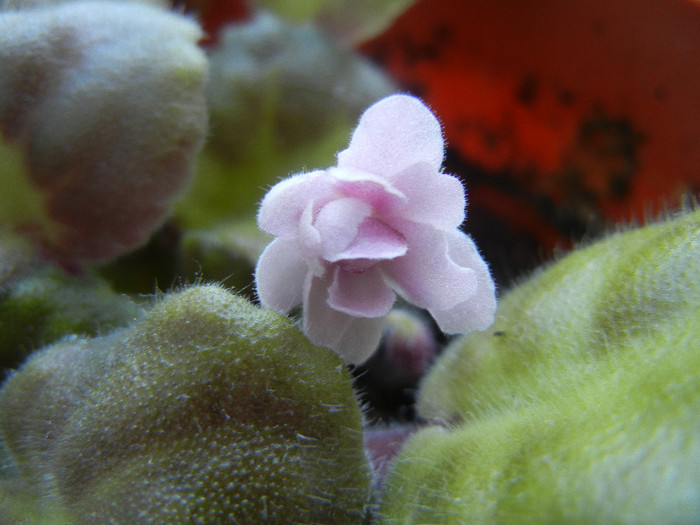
top-left (327, 266), bottom-right (396, 318)
top-left (382, 222), bottom-right (477, 311)
top-left (303, 273), bottom-right (388, 364)
top-left (255, 238), bottom-right (307, 314)
top-left (258, 170), bottom-right (334, 238)
top-left (391, 162), bottom-right (466, 230)
top-left (303, 273), bottom-right (352, 348)
top-left (329, 166), bottom-right (407, 215)
top-left (297, 202), bottom-right (325, 277)
top-left (315, 197), bottom-right (373, 260)
top-left (328, 217), bottom-right (407, 262)
top-left (429, 230), bottom-right (497, 333)
top-left (333, 316), bottom-right (386, 365)
top-left (337, 95), bottom-right (445, 179)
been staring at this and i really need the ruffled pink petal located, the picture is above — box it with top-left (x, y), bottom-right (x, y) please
top-left (303, 273), bottom-right (353, 349)
top-left (329, 217), bottom-right (407, 262)
top-left (297, 202), bottom-right (325, 276)
top-left (333, 316), bottom-right (386, 365)
top-left (429, 230), bottom-right (497, 333)
top-left (381, 222), bottom-right (477, 311)
top-left (327, 266), bottom-right (396, 317)
top-left (255, 238), bottom-right (308, 314)
top-left (257, 170), bottom-right (335, 238)
top-left (337, 95), bottom-right (445, 178)
top-left (391, 162), bottom-right (466, 230)
top-left (444, 229), bottom-right (493, 271)
top-left (315, 197), bottom-right (372, 260)
top-left (329, 167), bottom-right (407, 215)
top-left (302, 274), bottom-right (387, 363)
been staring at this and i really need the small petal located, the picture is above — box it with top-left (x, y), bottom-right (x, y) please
top-left (333, 316), bottom-right (386, 365)
top-left (255, 238), bottom-right (307, 313)
top-left (303, 273), bottom-right (352, 348)
top-left (303, 273), bottom-right (387, 363)
top-left (382, 222), bottom-right (477, 311)
top-left (297, 202), bottom-right (325, 276)
top-left (444, 229), bottom-right (493, 271)
top-left (337, 95), bottom-right (444, 178)
top-left (315, 197), bottom-right (372, 260)
top-left (329, 218), bottom-right (407, 262)
top-left (429, 230), bottom-right (497, 333)
top-left (391, 162), bottom-right (466, 230)
top-left (328, 266), bottom-right (396, 317)
top-left (258, 170), bottom-right (335, 238)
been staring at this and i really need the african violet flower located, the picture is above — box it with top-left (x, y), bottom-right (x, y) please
top-left (255, 94), bottom-right (496, 364)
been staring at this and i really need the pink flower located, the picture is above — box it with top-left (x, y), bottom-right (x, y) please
top-left (255, 94), bottom-right (496, 364)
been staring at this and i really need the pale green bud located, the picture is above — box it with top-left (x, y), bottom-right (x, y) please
top-left (380, 207), bottom-right (700, 524)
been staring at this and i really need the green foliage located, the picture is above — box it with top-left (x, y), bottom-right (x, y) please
top-left (0, 285), bottom-right (373, 523)
top-left (176, 12), bottom-right (395, 228)
top-left (0, 265), bottom-right (141, 371)
top-left (0, 142), bottom-right (49, 230)
top-left (379, 208), bottom-right (700, 524)
top-left (254, 0), bottom-right (418, 44)
top-left (180, 219), bottom-right (272, 294)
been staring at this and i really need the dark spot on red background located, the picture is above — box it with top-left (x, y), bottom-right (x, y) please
top-left (517, 74), bottom-right (539, 107)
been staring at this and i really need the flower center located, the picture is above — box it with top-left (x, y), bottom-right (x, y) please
top-left (338, 258), bottom-right (376, 274)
